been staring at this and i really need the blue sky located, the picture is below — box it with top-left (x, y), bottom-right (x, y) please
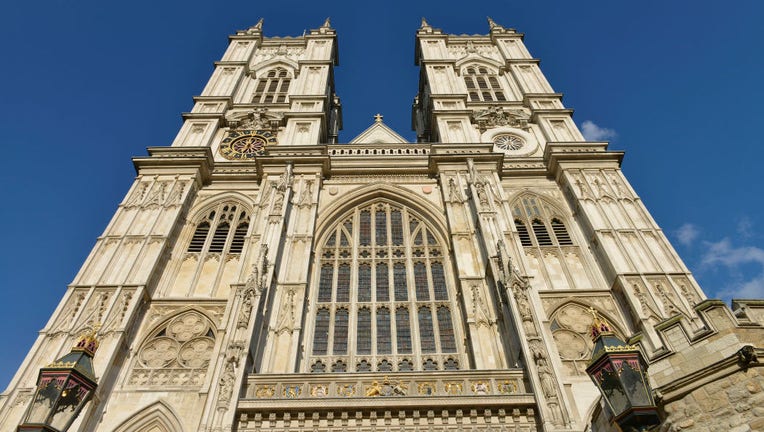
top-left (1, 1), bottom-right (762, 389)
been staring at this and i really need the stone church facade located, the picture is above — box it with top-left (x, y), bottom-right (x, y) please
top-left (1, 18), bottom-right (762, 432)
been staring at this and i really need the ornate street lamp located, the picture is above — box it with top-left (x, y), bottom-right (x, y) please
top-left (585, 309), bottom-right (660, 432)
top-left (18, 330), bottom-right (99, 432)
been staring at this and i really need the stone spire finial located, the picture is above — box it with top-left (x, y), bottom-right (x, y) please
top-left (487, 16), bottom-right (497, 28)
top-left (421, 17), bottom-right (430, 28)
top-left (253, 18), bottom-right (263, 30)
top-left (322, 17), bottom-right (331, 28)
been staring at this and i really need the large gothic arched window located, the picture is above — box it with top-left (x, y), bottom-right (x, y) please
top-left (306, 200), bottom-right (465, 373)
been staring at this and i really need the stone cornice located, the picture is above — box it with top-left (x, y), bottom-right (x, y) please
top-left (545, 142), bottom-right (624, 178)
top-left (428, 143), bottom-right (503, 174)
top-left (132, 147), bottom-right (213, 182)
top-left (530, 109), bottom-right (575, 121)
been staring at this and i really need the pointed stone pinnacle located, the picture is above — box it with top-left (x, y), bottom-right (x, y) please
top-left (323, 17), bottom-right (331, 28)
top-left (254, 18), bottom-right (263, 30)
top-left (421, 17), bottom-right (430, 28)
top-left (487, 16), bottom-right (497, 28)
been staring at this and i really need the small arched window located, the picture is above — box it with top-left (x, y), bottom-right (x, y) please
top-left (463, 65), bottom-right (506, 102)
top-left (253, 67), bottom-right (291, 104)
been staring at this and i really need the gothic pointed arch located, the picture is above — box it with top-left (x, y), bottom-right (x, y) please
top-left (547, 301), bottom-right (625, 376)
top-left (304, 193), bottom-right (467, 373)
top-left (250, 58), bottom-right (300, 75)
top-left (511, 192), bottom-right (599, 290)
top-left (454, 56), bottom-right (504, 71)
top-left (315, 183), bottom-right (450, 251)
top-left (126, 309), bottom-right (217, 388)
top-left (186, 192), bottom-right (254, 222)
top-left (113, 400), bottom-right (184, 432)
top-left (166, 196), bottom-right (253, 297)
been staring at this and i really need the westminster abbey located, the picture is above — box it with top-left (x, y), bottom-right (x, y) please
top-left (1, 18), bottom-right (762, 432)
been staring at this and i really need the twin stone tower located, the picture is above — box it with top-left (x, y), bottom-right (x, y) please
top-left (2, 18), bottom-right (762, 432)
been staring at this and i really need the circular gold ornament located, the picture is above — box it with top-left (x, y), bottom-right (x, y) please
top-left (219, 129), bottom-right (277, 160)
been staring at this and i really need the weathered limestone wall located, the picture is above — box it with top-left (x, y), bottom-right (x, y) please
top-left (659, 367), bottom-right (763, 432)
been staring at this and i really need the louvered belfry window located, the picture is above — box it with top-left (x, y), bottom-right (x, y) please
top-left (463, 65), bottom-right (506, 102)
top-left (187, 203), bottom-right (250, 255)
top-left (308, 200), bottom-right (463, 373)
top-left (253, 67), bottom-right (291, 104)
top-left (512, 196), bottom-right (574, 248)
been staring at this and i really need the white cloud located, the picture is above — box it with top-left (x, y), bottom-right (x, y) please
top-left (581, 120), bottom-right (617, 141)
top-left (737, 216), bottom-right (754, 239)
top-left (700, 238), bottom-right (764, 299)
top-left (675, 223), bottom-right (699, 247)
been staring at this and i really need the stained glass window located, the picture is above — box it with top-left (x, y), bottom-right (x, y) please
top-left (419, 307), bottom-right (436, 353)
top-left (431, 262), bottom-right (448, 300)
top-left (377, 307), bottom-right (391, 354)
top-left (358, 264), bottom-right (371, 302)
top-left (394, 263), bottom-right (407, 301)
top-left (318, 265), bottom-right (333, 302)
top-left (312, 309), bottom-right (330, 355)
top-left (414, 262), bottom-right (430, 300)
top-left (333, 308), bottom-right (349, 354)
top-left (378, 359), bottom-right (393, 372)
top-left (390, 210), bottom-right (403, 245)
top-left (376, 263), bottom-right (389, 301)
top-left (336, 264), bottom-right (350, 302)
top-left (375, 210), bottom-right (387, 246)
top-left (308, 200), bottom-right (463, 372)
top-left (357, 308), bottom-right (371, 355)
top-left (359, 209), bottom-right (371, 246)
top-left (396, 307), bottom-right (412, 354)
top-left (398, 359), bottom-right (413, 371)
top-left (438, 306), bottom-right (457, 352)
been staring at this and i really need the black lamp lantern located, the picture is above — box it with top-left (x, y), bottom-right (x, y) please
top-left (585, 309), bottom-right (660, 432)
top-left (18, 330), bottom-right (99, 432)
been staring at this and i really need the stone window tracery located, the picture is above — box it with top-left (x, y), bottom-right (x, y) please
top-left (187, 203), bottom-right (250, 255)
top-left (550, 303), bottom-right (622, 376)
top-left (306, 200), bottom-right (464, 372)
top-left (463, 65), bottom-right (506, 102)
top-left (512, 194), bottom-right (593, 290)
top-left (128, 310), bottom-right (217, 387)
top-left (172, 201), bottom-right (251, 297)
top-left (253, 67), bottom-right (291, 104)
top-left (512, 196), bottom-right (573, 248)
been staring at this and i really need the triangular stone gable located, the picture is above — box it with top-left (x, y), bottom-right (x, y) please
top-left (350, 114), bottom-right (409, 144)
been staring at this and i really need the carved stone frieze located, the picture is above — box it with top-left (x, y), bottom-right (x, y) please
top-left (471, 106), bottom-right (530, 133)
top-left (226, 107), bottom-right (284, 132)
top-left (447, 41), bottom-right (501, 60)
